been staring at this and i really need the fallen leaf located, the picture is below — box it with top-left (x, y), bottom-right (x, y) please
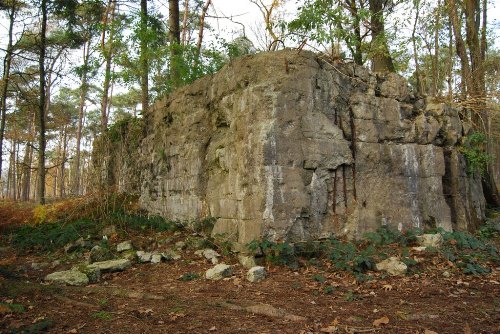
top-left (169, 312), bottom-right (186, 320)
top-left (67, 329), bottom-right (78, 334)
top-left (424, 330), bottom-right (438, 334)
top-left (320, 326), bottom-right (338, 333)
top-left (0, 305), bottom-right (11, 314)
top-left (208, 326), bottom-right (216, 331)
top-left (139, 308), bottom-right (153, 315)
top-left (373, 316), bottom-right (389, 327)
top-left (464, 323), bottom-right (472, 334)
top-left (32, 316), bottom-right (46, 324)
top-left (382, 284), bottom-right (393, 291)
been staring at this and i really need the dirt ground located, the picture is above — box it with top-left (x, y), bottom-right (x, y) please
top-left (1, 236), bottom-right (499, 334)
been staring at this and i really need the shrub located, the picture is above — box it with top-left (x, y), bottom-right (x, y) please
top-left (460, 132), bottom-right (494, 175)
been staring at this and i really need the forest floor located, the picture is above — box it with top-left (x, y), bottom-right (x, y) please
top-left (0, 198), bottom-right (499, 334)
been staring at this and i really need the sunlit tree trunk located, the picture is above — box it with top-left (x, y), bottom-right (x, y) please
top-left (0, 1), bottom-right (17, 181)
top-left (101, 0), bottom-right (116, 133)
top-left (196, 0), bottom-right (211, 57)
top-left (73, 39), bottom-right (91, 195)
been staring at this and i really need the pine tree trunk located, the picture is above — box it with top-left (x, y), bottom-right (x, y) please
top-left (37, 0), bottom-right (48, 205)
top-left (0, 2), bottom-right (17, 181)
top-left (169, 0), bottom-right (181, 88)
top-left (140, 0), bottom-right (149, 113)
top-left (73, 39), bottom-right (91, 195)
top-left (59, 126), bottom-right (67, 198)
top-left (101, 0), bottom-right (116, 133)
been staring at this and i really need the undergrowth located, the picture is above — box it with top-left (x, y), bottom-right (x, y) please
top-left (248, 224), bottom-right (499, 278)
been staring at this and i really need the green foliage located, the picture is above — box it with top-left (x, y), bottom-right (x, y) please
top-left (312, 274), bottom-right (326, 283)
top-left (328, 238), bottom-right (376, 275)
top-left (110, 212), bottom-right (180, 232)
top-left (91, 311), bottom-right (113, 320)
top-left (0, 302), bottom-right (25, 313)
top-left (323, 285), bottom-right (335, 294)
top-left (106, 116), bottom-right (144, 147)
top-left (343, 290), bottom-right (362, 302)
top-left (477, 220), bottom-right (500, 240)
top-left (442, 230), bottom-right (486, 250)
top-left (11, 219), bottom-right (97, 252)
top-left (192, 217), bottom-right (216, 235)
top-left (248, 239), bottom-right (296, 266)
top-left (363, 226), bottom-right (420, 247)
top-left (440, 229), bottom-right (498, 275)
top-left (179, 272), bottom-right (200, 281)
top-left (460, 132), bottom-right (494, 175)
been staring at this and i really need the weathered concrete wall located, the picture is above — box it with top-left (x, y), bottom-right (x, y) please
top-left (92, 50), bottom-right (486, 245)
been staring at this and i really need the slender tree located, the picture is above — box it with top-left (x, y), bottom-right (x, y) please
top-left (37, 0), bottom-right (48, 204)
top-left (100, 0), bottom-right (116, 133)
top-left (140, 0), bottom-right (149, 113)
top-left (169, 0), bottom-right (181, 88)
top-left (0, 0), bottom-right (20, 182)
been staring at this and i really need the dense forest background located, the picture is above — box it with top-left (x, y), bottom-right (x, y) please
top-left (0, 0), bottom-right (498, 205)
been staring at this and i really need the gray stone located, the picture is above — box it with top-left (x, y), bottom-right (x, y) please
top-left (64, 237), bottom-right (90, 253)
top-left (31, 262), bottom-right (50, 270)
top-left (417, 234), bottom-right (443, 248)
top-left (72, 264), bottom-right (101, 283)
top-left (117, 240), bottom-right (133, 252)
top-left (151, 253), bottom-right (162, 264)
top-left (87, 259), bottom-right (131, 273)
top-left (205, 264), bottom-right (233, 280)
top-left (247, 266), bottom-right (266, 282)
top-left (88, 245), bottom-right (115, 264)
top-left (91, 49), bottom-right (486, 244)
top-left (136, 251), bottom-right (152, 263)
top-left (238, 255), bottom-right (257, 269)
top-left (45, 270), bottom-right (89, 286)
top-left (375, 257), bottom-right (408, 276)
top-left (202, 249), bottom-right (220, 264)
top-left (161, 249), bottom-right (181, 261)
top-left (175, 241), bottom-right (186, 250)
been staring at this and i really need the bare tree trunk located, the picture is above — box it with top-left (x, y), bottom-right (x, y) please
top-left (345, 0), bottom-right (363, 65)
top-left (140, 0), bottom-right (149, 113)
top-left (196, 0), bottom-right (211, 57)
top-left (446, 0), bottom-right (472, 99)
top-left (21, 143), bottom-right (32, 201)
top-left (447, 16), bottom-right (454, 101)
top-left (181, 0), bottom-right (189, 46)
top-left (37, 0), bottom-right (48, 205)
top-left (0, 1), bottom-right (17, 181)
top-left (8, 141), bottom-right (16, 199)
top-left (411, 0), bottom-right (422, 95)
top-left (101, 0), bottom-right (116, 133)
top-left (169, 0), bottom-right (181, 88)
top-left (59, 125), bottom-right (67, 198)
top-left (368, 0), bottom-right (395, 72)
top-left (73, 39), bottom-right (91, 195)
top-left (431, 0), bottom-right (441, 97)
